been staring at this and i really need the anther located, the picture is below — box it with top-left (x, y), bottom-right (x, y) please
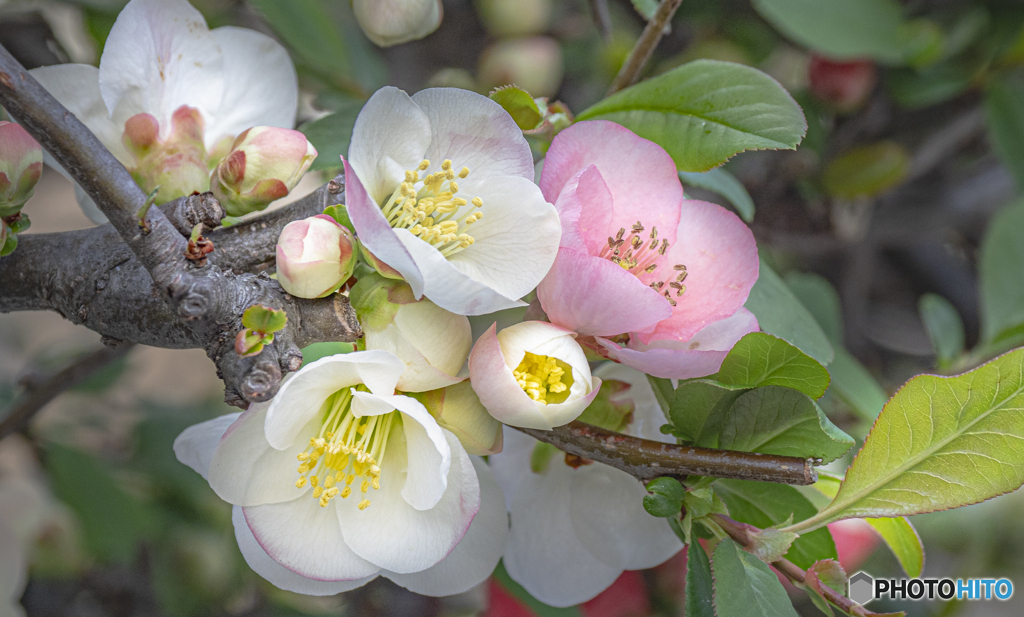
top-left (674, 264), bottom-right (687, 270)
top-left (459, 167), bottom-right (469, 178)
top-left (418, 160), bottom-right (430, 170)
top-left (358, 499), bottom-right (371, 510)
top-left (659, 239), bottom-right (669, 255)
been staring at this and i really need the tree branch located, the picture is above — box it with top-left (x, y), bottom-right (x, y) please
top-left (516, 421), bottom-right (817, 485)
top-left (606, 0), bottom-right (683, 95)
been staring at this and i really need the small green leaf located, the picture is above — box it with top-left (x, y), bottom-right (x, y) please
top-left (242, 305), bottom-right (288, 335)
top-left (577, 379), bottom-right (634, 432)
top-left (745, 527), bottom-right (799, 563)
top-left (717, 332), bottom-right (831, 399)
top-left (712, 538), bottom-right (800, 617)
top-left (985, 71), bottom-right (1024, 188)
top-left (669, 379), bottom-right (747, 447)
top-left (980, 199), bottom-right (1024, 346)
top-left (821, 141), bottom-right (910, 198)
top-left (679, 168), bottom-right (755, 222)
top-left (630, 0), bottom-right (659, 20)
top-left (300, 342), bottom-right (355, 364)
top-left (685, 541), bottom-right (715, 617)
top-left (643, 477), bottom-right (686, 518)
top-left (489, 86), bottom-right (544, 131)
top-left (530, 442), bottom-right (559, 473)
top-left (719, 387), bottom-right (855, 464)
top-left (300, 101), bottom-right (363, 172)
top-left (745, 259), bottom-right (835, 365)
top-left (577, 60), bottom-right (807, 172)
top-left (866, 517), bottom-right (924, 578)
top-left (918, 293), bottom-right (965, 368)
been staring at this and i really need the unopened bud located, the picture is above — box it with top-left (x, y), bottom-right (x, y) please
top-left (353, 0), bottom-right (443, 48)
top-left (211, 126), bottom-right (317, 217)
top-left (808, 56), bottom-right (877, 114)
top-left (276, 215), bottom-right (355, 298)
top-left (0, 122), bottom-right (43, 218)
top-left (478, 37), bottom-right (564, 98)
top-left (123, 106), bottom-right (210, 204)
top-left (474, 0), bottom-right (552, 37)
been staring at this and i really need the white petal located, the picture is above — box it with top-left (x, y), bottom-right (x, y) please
top-left (99, 0), bottom-right (224, 130)
top-left (207, 27), bottom-right (297, 145)
top-left (534, 378), bottom-right (601, 428)
top-left (173, 412), bottom-right (241, 480)
top-left (337, 430), bottom-right (479, 574)
top-left (496, 320), bottom-right (576, 367)
top-left (394, 300), bottom-right (472, 384)
top-left (568, 464), bottom-right (683, 570)
top-left (503, 464), bottom-right (621, 607)
top-left (593, 363), bottom-right (672, 443)
top-left (387, 394), bottom-right (451, 510)
top-left (29, 64), bottom-right (128, 161)
top-left (383, 457), bottom-right (507, 596)
top-left (410, 88), bottom-right (535, 190)
top-left (0, 522), bottom-right (27, 617)
top-left (348, 86), bottom-right (431, 204)
top-left (365, 323), bottom-right (465, 392)
top-left (233, 506), bottom-right (377, 595)
top-left (241, 498), bottom-right (379, 582)
top-left (265, 351), bottom-right (405, 449)
top-left (208, 405), bottom-right (314, 506)
top-left (73, 184), bottom-right (107, 226)
top-left (486, 426), bottom-right (535, 511)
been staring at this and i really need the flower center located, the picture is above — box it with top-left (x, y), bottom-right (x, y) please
top-left (513, 352), bottom-right (573, 405)
top-left (598, 220), bottom-right (687, 307)
top-left (379, 159), bottom-right (484, 258)
top-left (293, 387), bottom-right (399, 510)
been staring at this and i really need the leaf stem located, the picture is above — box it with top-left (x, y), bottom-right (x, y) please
top-left (607, 0), bottom-right (684, 95)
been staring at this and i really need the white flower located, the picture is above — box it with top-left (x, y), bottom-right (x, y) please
top-left (0, 470), bottom-right (51, 617)
top-left (345, 86), bottom-right (561, 316)
top-left (29, 0), bottom-right (298, 222)
top-left (468, 320), bottom-right (599, 430)
top-left (488, 363), bottom-right (683, 607)
top-left (173, 350), bottom-right (507, 597)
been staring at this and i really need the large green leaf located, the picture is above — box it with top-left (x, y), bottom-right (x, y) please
top-left (679, 168), bottom-right (755, 222)
top-left (866, 517), bottom-right (924, 578)
top-left (985, 72), bottom-right (1024, 188)
top-left (918, 293), bottom-right (965, 369)
top-left (719, 387), bottom-right (854, 463)
top-left (248, 0), bottom-right (352, 81)
top-left (669, 379), bottom-right (746, 446)
top-left (577, 60), bottom-right (807, 172)
top-left (685, 541), bottom-right (715, 617)
top-left (712, 539), bottom-right (800, 617)
top-left (785, 347), bottom-right (1024, 533)
top-left (979, 199), bottom-right (1024, 345)
top-left (745, 260), bottom-right (834, 365)
top-left (300, 101), bottom-right (364, 172)
top-left (715, 480), bottom-right (837, 570)
top-left (751, 0), bottom-right (909, 64)
top-left (717, 332), bottom-right (831, 399)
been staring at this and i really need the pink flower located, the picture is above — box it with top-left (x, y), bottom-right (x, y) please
top-left (276, 215), bottom-right (356, 299)
top-left (536, 121), bottom-right (760, 379)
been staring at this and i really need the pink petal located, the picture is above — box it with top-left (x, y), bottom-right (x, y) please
top-left (641, 200), bottom-right (759, 344)
top-left (537, 248), bottom-right (671, 337)
top-left (540, 120), bottom-right (682, 245)
top-left (553, 165), bottom-right (613, 255)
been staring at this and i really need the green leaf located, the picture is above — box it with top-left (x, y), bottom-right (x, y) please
top-left (248, 0), bottom-right (353, 82)
top-left (715, 479), bottom-right (838, 570)
top-left (300, 101), bottom-right (363, 172)
top-left (490, 86), bottom-right (544, 131)
top-left (979, 199), bottom-right (1024, 345)
top-left (242, 305), bottom-right (287, 334)
top-left (630, 0), bottom-right (659, 20)
top-left (918, 293), bottom-right (965, 368)
top-left (679, 168), bottom-right (755, 222)
top-left (577, 60), bottom-right (807, 172)
top-left (785, 347), bottom-right (1024, 533)
top-left (783, 272), bottom-right (843, 344)
top-left (578, 379), bottom-right (634, 432)
top-left (669, 379), bottom-right (746, 446)
top-left (745, 259), bottom-right (835, 365)
top-left (493, 561), bottom-right (581, 617)
top-left (685, 541), bottom-right (715, 617)
top-left (323, 204), bottom-right (355, 233)
top-left (866, 517), bottom-right (924, 578)
top-left (751, 0), bottom-right (909, 64)
top-left (643, 477), bottom-right (686, 517)
top-left (300, 342), bottom-right (355, 364)
top-left (711, 538), bottom-right (800, 617)
top-left (717, 332), bottom-right (831, 399)
top-left (719, 387), bottom-right (855, 463)
top-left (46, 443), bottom-right (150, 563)
top-left (821, 141), bottom-right (910, 198)
top-left (985, 71), bottom-right (1024, 188)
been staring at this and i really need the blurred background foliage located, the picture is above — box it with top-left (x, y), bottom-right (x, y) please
top-left (2, 0), bottom-right (1024, 615)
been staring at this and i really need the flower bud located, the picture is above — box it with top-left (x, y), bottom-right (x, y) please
top-left (415, 381), bottom-right (503, 455)
top-left (350, 272), bottom-right (472, 392)
top-left (211, 126), bottom-right (317, 217)
top-left (468, 321), bottom-right (600, 430)
top-left (474, 0), bottom-right (552, 37)
top-left (276, 215), bottom-right (355, 298)
top-left (479, 37), bottom-right (564, 98)
top-left (808, 56), bottom-right (877, 114)
top-left (0, 122), bottom-right (43, 218)
top-left (353, 0), bottom-right (443, 48)
top-left (122, 106), bottom-right (210, 205)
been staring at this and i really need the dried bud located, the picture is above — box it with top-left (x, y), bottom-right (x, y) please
top-left (0, 122), bottom-right (43, 218)
top-left (478, 37), bottom-right (565, 98)
top-left (122, 106), bottom-right (210, 205)
top-left (211, 126), bottom-right (317, 216)
top-left (808, 56), bottom-right (877, 114)
top-left (276, 215), bottom-right (355, 298)
top-left (353, 0), bottom-right (443, 48)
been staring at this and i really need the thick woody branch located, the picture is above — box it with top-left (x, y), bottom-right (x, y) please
top-left (607, 0), bottom-right (684, 95)
top-left (516, 421), bottom-right (817, 485)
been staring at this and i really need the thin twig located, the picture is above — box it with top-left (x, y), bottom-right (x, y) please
top-left (0, 343), bottom-right (135, 440)
top-left (516, 421), bottom-right (817, 485)
top-left (607, 0), bottom-right (684, 95)
top-left (588, 0), bottom-right (612, 43)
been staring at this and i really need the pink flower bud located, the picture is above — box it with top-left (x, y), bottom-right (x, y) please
top-left (122, 106), bottom-right (210, 205)
top-left (276, 215), bottom-right (355, 298)
top-left (211, 126), bottom-right (317, 217)
top-left (0, 122), bottom-right (43, 217)
top-left (808, 56), bottom-right (877, 114)
top-left (353, 0), bottom-right (443, 48)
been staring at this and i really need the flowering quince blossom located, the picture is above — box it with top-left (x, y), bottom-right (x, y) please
top-left (536, 120), bottom-right (760, 379)
top-left (212, 126), bottom-right (318, 217)
top-left (489, 363), bottom-right (683, 607)
top-left (344, 86), bottom-right (561, 316)
top-left (276, 215), bottom-right (356, 299)
top-left (29, 0), bottom-right (298, 223)
top-left (468, 320), bottom-right (600, 430)
top-left (172, 351), bottom-right (507, 596)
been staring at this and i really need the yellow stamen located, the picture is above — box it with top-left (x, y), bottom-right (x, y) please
top-left (513, 352), bottom-right (574, 405)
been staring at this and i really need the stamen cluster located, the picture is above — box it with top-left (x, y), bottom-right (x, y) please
top-left (513, 352), bottom-right (572, 405)
top-left (598, 220), bottom-right (687, 307)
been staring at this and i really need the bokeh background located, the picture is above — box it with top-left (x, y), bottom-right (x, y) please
top-left (2, 0), bottom-right (1024, 615)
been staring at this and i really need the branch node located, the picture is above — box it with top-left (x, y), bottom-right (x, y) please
top-left (241, 361), bottom-right (282, 402)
